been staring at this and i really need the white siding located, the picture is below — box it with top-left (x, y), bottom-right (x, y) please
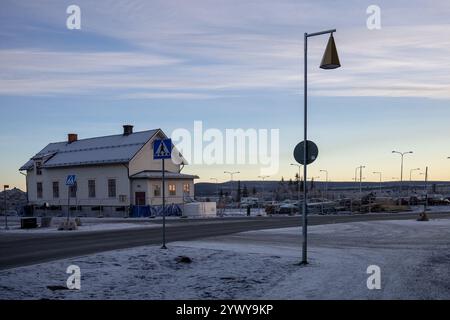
top-left (129, 133), bottom-right (180, 176)
top-left (131, 179), bottom-right (194, 205)
top-left (27, 164), bottom-right (130, 206)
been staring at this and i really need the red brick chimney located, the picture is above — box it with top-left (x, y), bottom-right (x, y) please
top-left (123, 125), bottom-right (133, 136)
top-left (68, 133), bottom-right (78, 144)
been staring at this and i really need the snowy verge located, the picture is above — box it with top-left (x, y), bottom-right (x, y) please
top-left (1, 218), bottom-right (449, 299)
top-left (0, 222), bottom-right (161, 234)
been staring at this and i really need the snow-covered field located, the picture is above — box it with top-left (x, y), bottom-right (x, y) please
top-left (1, 218), bottom-right (449, 299)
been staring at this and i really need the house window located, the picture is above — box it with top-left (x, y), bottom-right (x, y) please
top-left (37, 182), bottom-right (43, 198)
top-left (108, 179), bottom-right (116, 198)
top-left (183, 183), bottom-right (190, 193)
top-left (52, 181), bottom-right (59, 198)
top-left (153, 185), bottom-right (161, 197)
top-left (88, 180), bottom-right (96, 198)
top-left (35, 161), bottom-right (42, 175)
top-left (69, 185), bottom-right (77, 198)
top-left (169, 183), bottom-right (176, 196)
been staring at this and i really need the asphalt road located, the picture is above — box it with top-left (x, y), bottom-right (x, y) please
top-left (1, 212), bottom-right (449, 270)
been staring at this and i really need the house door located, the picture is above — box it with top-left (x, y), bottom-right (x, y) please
top-left (135, 192), bottom-right (146, 206)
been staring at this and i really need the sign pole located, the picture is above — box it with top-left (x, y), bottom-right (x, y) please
top-left (67, 186), bottom-right (70, 222)
top-left (4, 185), bottom-right (9, 230)
top-left (65, 175), bottom-right (76, 222)
top-left (153, 138), bottom-right (171, 249)
top-left (161, 158), bottom-right (167, 249)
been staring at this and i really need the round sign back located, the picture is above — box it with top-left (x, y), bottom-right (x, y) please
top-left (293, 140), bottom-right (319, 165)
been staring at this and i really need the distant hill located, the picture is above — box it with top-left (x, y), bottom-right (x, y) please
top-left (194, 180), bottom-right (450, 196)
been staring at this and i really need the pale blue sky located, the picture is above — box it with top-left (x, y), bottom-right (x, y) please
top-left (1, 0), bottom-right (450, 189)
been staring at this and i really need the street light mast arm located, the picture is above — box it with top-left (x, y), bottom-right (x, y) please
top-left (306, 29), bottom-right (336, 38)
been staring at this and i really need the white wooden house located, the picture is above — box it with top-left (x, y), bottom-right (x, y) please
top-left (19, 125), bottom-right (198, 216)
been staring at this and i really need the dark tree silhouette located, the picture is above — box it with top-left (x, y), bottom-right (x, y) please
top-left (242, 185), bottom-right (249, 198)
top-left (236, 180), bottom-right (242, 202)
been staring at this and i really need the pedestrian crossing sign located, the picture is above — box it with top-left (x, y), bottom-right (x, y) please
top-left (153, 139), bottom-right (172, 159)
top-left (66, 175), bottom-right (76, 186)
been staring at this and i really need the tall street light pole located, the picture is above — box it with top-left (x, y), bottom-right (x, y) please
top-left (3, 185), bottom-right (9, 230)
top-left (258, 175), bottom-right (270, 199)
top-left (258, 175), bottom-right (270, 212)
top-left (210, 178), bottom-right (219, 198)
top-left (409, 168), bottom-right (420, 182)
top-left (358, 165), bottom-right (366, 197)
top-left (320, 169), bottom-right (328, 199)
top-left (446, 156), bottom-right (450, 190)
top-left (354, 166), bottom-right (361, 188)
top-left (301, 29), bottom-right (340, 265)
top-left (373, 171), bottom-right (382, 195)
top-left (392, 150), bottom-right (413, 192)
top-left (224, 171), bottom-right (240, 202)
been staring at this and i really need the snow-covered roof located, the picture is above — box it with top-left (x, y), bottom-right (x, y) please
top-left (20, 129), bottom-right (159, 170)
top-left (131, 170), bottom-right (199, 180)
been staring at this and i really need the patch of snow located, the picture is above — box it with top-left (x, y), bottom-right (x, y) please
top-left (1, 218), bottom-right (449, 299)
top-left (0, 222), bottom-right (161, 234)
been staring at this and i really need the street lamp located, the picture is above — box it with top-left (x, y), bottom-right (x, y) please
top-left (301, 29), bottom-right (340, 265)
top-left (354, 166), bottom-right (363, 184)
top-left (258, 175), bottom-right (270, 198)
top-left (258, 175), bottom-right (270, 211)
top-left (224, 171), bottom-right (240, 181)
top-left (3, 185), bottom-right (9, 230)
top-left (409, 168), bottom-right (420, 186)
top-left (357, 166), bottom-right (366, 197)
top-left (373, 172), bottom-right (382, 195)
top-left (210, 178), bottom-right (219, 198)
top-left (392, 150), bottom-right (413, 190)
top-left (224, 171), bottom-right (240, 202)
top-left (320, 169), bottom-right (329, 199)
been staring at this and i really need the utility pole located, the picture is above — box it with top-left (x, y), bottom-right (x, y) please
top-left (358, 165), bottom-right (365, 199)
top-left (224, 171), bottom-right (240, 202)
top-left (210, 178), bottom-right (219, 198)
top-left (392, 150), bottom-right (413, 194)
top-left (3, 185), bottom-right (9, 230)
top-left (373, 172), bottom-right (382, 195)
top-left (320, 169), bottom-right (328, 199)
top-left (301, 28), bottom-right (341, 265)
top-left (258, 175), bottom-right (270, 213)
top-left (424, 166), bottom-right (429, 212)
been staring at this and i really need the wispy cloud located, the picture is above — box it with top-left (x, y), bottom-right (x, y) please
top-left (1, 0), bottom-right (450, 99)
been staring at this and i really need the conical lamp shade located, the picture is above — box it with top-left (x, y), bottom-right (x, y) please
top-left (320, 34), bottom-right (341, 69)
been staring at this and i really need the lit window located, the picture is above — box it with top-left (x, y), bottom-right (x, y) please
top-left (183, 183), bottom-right (190, 193)
top-left (169, 183), bottom-right (176, 196)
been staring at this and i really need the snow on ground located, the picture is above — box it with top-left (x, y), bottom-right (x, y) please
top-left (1, 218), bottom-right (449, 299)
top-left (0, 222), bottom-right (161, 234)
top-left (219, 208), bottom-right (266, 217)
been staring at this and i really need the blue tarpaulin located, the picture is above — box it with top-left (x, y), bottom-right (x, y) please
top-left (131, 204), bottom-right (182, 218)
